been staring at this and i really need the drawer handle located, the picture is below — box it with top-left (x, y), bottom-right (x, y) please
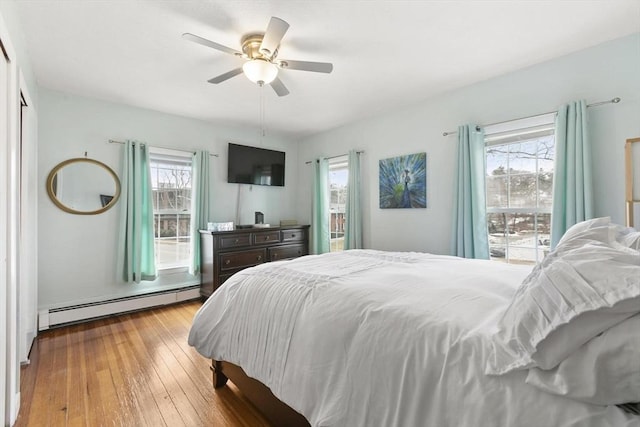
top-left (224, 259), bottom-right (231, 265)
top-left (265, 236), bottom-right (270, 241)
top-left (291, 234), bottom-right (296, 238)
top-left (257, 255), bottom-right (262, 261)
top-left (234, 239), bottom-right (239, 243)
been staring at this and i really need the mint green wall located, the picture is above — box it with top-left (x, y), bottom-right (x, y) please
top-left (37, 89), bottom-right (300, 308)
top-left (30, 32), bottom-right (640, 307)
top-left (297, 33), bottom-right (640, 254)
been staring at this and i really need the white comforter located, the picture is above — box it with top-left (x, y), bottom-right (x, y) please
top-left (188, 250), bottom-right (639, 427)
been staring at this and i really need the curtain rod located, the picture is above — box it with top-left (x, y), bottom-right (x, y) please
top-left (442, 97), bottom-right (621, 137)
top-left (305, 150), bottom-right (364, 164)
top-left (108, 139), bottom-right (219, 157)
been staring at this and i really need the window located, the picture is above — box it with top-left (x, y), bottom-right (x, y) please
top-left (149, 148), bottom-right (192, 271)
top-left (485, 119), bottom-right (555, 264)
top-left (329, 156), bottom-right (348, 252)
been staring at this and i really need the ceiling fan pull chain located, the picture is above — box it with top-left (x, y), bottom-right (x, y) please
top-left (260, 84), bottom-right (266, 141)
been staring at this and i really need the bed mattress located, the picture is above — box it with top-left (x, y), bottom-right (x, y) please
top-left (189, 250), bottom-right (639, 427)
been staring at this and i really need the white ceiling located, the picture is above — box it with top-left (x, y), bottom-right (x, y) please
top-left (14, 1), bottom-right (640, 139)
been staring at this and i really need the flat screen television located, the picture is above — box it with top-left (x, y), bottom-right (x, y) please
top-left (227, 143), bottom-right (286, 186)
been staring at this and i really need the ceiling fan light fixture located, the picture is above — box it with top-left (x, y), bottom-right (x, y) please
top-left (243, 59), bottom-right (278, 85)
top-left (185, 17), bottom-right (333, 96)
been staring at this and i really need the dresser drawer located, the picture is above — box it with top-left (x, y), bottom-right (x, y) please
top-left (269, 244), bottom-right (307, 262)
top-left (281, 229), bottom-right (305, 242)
top-left (200, 225), bottom-right (310, 299)
top-left (252, 231), bottom-right (281, 245)
top-left (219, 249), bottom-right (267, 271)
top-left (219, 234), bottom-right (251, 249)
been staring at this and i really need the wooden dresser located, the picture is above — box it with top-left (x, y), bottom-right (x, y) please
top-left (199, 225), bottom-right (310, 298)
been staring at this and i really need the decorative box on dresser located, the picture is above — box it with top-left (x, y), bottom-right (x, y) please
top-left (199, 225), bottom-right (310, 298)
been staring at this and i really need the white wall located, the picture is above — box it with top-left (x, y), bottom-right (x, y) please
top-left (297, 33), bottom-right (640, 254)
top-left (37, 88), bottom-right (300, 310)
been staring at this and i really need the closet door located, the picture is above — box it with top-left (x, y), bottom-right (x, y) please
top-left (19, 87), bottom-right (37, 364)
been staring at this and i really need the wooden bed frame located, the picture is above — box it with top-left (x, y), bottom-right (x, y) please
top-left (212, 360), bottom-right (311, 427)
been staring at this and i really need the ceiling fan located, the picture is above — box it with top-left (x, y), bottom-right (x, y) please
top-left (183, 17), bottom-right (333, 97)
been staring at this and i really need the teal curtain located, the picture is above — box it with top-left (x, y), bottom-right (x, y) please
top-left (451, 125), bottom-right (490, 259)
top-left (189, 150), bottom-right (211, 275)
top-left (550, 100), bottom-right (593, 248)
top-left (344, 150), bottom-right (362, 249)
top-left (311, 158), bottom-right (330, 254)
top-left (118, 140), bottom-right (156, 282)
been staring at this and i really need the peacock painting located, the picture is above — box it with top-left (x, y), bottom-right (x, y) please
top-left (379, 152), bottom-right (427, 208)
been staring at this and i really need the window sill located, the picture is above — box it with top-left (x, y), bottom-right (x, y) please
top-left (157, 265), bottom-right (189, 276)
top-left (139, 269), bottom-right (199, 290)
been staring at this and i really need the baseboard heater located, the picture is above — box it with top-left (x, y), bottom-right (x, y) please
top-left (38, 285), bottom-right (201, 330)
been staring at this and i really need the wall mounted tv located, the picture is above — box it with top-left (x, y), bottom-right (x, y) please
top-left (227, 143), bottom-right (286, 187)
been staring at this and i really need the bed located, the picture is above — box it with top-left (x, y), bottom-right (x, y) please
top-left (189, 218), bottom-right (640, 427)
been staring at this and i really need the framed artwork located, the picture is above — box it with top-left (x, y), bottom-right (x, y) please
top-left (379, 152), bottom-right (427, 208)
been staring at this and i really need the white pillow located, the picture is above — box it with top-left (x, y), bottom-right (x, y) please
top-left (486, 218), bottom-right (640, 375)
top-left (617, 227), bottom-right (640, 251)
top-left (556, 216), bottom-right (611, 246)
top-left (525, 313), bottom-right (640, 405)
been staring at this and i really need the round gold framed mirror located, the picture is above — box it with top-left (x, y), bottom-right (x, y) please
top-left (46, 158), bottom-right (121, 215)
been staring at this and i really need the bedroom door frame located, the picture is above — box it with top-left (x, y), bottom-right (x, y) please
top-left (0, 10), bottom-right (24, 424)
top-left (0, 31), bottom-right (10, 427)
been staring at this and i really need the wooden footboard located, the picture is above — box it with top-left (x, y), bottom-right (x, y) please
top-left (212, 360), bottom-right (311, 427)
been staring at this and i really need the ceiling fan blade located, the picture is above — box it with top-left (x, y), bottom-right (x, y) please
top-left (207, 68), bottom-right (244, 84)
top-left (270, 77), bottom-right (290, 97)
top-left (182, 33), bottom-right (242, 56)
top-left (278, 60), bottom-right (333, 73)
top-left (259, 17), bottom-right (290, 58)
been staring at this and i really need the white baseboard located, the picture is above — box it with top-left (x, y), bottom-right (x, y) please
top-left (38, 309), bottom-right (49, 331)
top-left (9, 392), bottom-right (20, 426)
top-left (39, 287), bottom-right (200, 330)
top-left (21, 329), bottom-right (37, 364)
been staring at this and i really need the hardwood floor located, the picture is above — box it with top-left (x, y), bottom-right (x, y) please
top-left (14, 300), bottom-right (273, 427)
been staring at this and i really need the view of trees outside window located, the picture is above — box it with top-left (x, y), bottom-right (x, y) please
top-left (149, 154), bottom-right (192, 269)
top-left (486, 133), bottom-right (554, 264)
top-left (329, 157), bottom-right (348, 252)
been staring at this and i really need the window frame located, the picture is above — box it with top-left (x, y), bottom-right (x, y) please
top-left (148, 147), bottom-right (193, 274)
top-left (328, 155), bottom-right (348, 252)
top-left (484, 115), bottom-right (556, 265)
